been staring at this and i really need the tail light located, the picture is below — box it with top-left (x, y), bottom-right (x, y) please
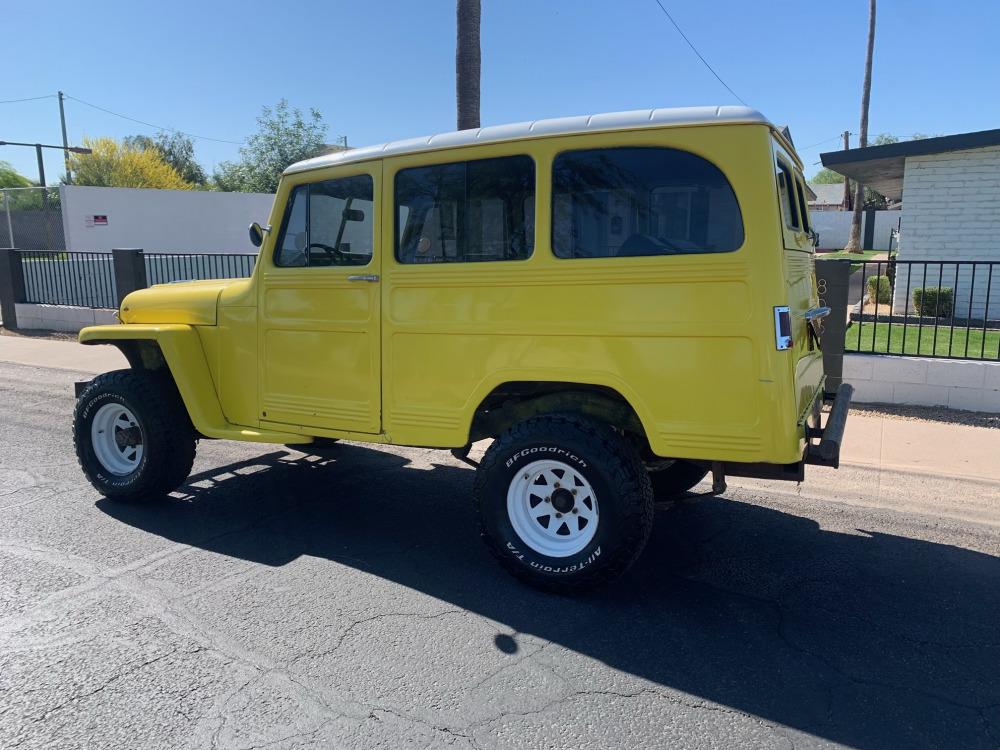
top-left (774, 306), bottom-right (792, 350)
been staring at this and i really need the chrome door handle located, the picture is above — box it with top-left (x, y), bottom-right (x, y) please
top-left (804, 306), bottom-right (831, 320)
top-left (347, 274), bottom-right (380, 282)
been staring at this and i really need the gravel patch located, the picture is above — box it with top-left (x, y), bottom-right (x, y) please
top-left (0, 327), bottom-right (77, 342)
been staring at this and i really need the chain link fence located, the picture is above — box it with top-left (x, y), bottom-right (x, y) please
top-left (0, 187), bottom-right (65, 251)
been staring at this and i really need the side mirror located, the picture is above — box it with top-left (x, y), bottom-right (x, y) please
top-left (343, 208), bottom-right (365, 222)
top-left (249, 222), bottom-right (268, 248)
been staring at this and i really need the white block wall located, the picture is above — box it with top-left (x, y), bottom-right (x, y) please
top-left (61, 185), bottom-right (275, 254)
top-left (844, 353), bottom-right (1000, 413)
top-left (893, 145), bottom-right (1000, 317)
top-left (14, 303), bottom-right (117, 333)
top-left (810, 210), bottom-right (900, 251)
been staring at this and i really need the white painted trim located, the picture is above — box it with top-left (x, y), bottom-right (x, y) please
top-left (284, 106), bottom-right (770, 175)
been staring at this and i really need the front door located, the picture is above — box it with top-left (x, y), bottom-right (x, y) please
top-left (258, 166), bottom-right (381, 434)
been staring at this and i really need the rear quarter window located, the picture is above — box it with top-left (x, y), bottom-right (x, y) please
top-left (551, 147), bottom-right (744, 258)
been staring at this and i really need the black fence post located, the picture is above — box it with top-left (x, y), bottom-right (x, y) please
top-left (0, 248), bottom-right (26, 330)
top-left (863, 207), bottom-right (877, 250)
top-left (112, 248), bottom-right (147, 306)
top-left (816, 259), bottom-right (851, 396)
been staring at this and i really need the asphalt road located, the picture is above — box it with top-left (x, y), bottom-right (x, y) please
top-left (2, 361), bottom-right (999, 750)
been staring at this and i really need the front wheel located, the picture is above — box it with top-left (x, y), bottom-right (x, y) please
top-left (474, 415), bottom-right (654, 594)
top-left (73, 369), bottom-right (196, 503)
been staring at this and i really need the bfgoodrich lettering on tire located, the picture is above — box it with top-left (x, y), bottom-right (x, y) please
top-left (474, 414), bottom-right (654, 593)
top-left (73, 369), bottom-right (196, 503)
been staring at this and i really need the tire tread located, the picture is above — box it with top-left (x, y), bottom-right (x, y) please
top-left (474, 414), bottom-right (654, 594)
top-left (73, 369), bottom-right (196, 502)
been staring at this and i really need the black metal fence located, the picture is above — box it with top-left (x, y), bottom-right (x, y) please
top-left (145, 252), bottom-right (258, 286)
top-left (0, 248), bottom-right (259, 328)
top-left (847, 259), bottom-right (1000, 361)
top-left (21, 251), bottom-right (117, 309)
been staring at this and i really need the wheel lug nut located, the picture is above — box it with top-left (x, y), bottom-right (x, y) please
top-left (545, 497), bottom-right (551, 503)
top-left (571, 489), bottom-right (577, 495)
top-left (554, 482), bottom-right (560, 488)
top-left (571, 508), bottom-right (578, 514)
top-left (555, 512), bottom-right (562, 518)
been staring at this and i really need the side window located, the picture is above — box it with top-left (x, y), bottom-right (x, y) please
top-left (395, 155), bottom-right (535, 264)
top-left (274, 174), bottom-right (374, 267)
top-left (794, 174), bottom-right (811, 233)
top-left (775, 160), bottom-right (800, 231)
top-left (551, 147), bottom-right (744, 258)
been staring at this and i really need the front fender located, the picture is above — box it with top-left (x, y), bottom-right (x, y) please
top-left (79, 324), bottom-right (308, 444)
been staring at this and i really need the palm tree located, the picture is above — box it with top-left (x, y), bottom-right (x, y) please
top-left (845, 0), bottom-right (877, 253)
top-left (456, 0), bottom-right (481, 131)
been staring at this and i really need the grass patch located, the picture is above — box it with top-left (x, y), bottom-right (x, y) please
top-left (818, 249), bottom-right (884, 261)
top-left (846, 321), bottom-right (1000, 359)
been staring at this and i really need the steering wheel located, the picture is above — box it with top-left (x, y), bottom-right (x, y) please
top-left (307, 242), bottom-right (350, 265)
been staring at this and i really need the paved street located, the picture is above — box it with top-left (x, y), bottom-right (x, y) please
top-left (2, 359), bottom-right (999, 749)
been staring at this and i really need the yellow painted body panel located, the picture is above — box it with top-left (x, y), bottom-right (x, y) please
top-left (79, 119), bottom-right (823, 466)
top-left (78, 324), bottom-right (309, 444)
top-left (119, 279), bottom-right (243, 326)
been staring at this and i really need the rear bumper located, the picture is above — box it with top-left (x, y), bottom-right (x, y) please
top-left (804, 382), bottom-right (854, 468)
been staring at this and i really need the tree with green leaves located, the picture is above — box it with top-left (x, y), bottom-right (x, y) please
top-left (0, 160), bottom-right (32, 188)
top-left (214, 100), bottom-right (327, 193)
top-left (811, 168), bottom-right (844, 184)
top-left (123, 132), bottom-right (208, 186)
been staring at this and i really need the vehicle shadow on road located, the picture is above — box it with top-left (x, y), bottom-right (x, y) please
top-left (96, 443), bottom-right (1000, 749)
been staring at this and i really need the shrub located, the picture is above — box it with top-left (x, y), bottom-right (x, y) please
top-left (913, 287), bottom-right (954, 318)
top-left (867, 275), bottom-right (892, 305)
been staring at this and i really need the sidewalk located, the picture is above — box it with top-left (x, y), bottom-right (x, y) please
top-left (2, 332), bottom-right (998, 483)
top-left (0, 333), bottom-right (125, 373)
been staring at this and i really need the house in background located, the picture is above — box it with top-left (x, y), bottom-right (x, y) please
top-left (821, 128), bottom-right (1000, 317)
top-left (806, 182), bottom-right (848, 211)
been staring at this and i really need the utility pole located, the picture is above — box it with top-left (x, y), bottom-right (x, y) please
top-left (842, 131), bottom-right (851, 210)
top-left (845, 0), bottom-right (877, 253)
top-left (58, 91), bottom-right (72, 184)
top-left (34, 145), bottom-right (46, 188)
top-left (456, 0), bottom-right (481, 130)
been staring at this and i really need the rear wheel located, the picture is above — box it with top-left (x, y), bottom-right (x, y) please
top-left (648, 460), bottom-right (708, 501)
top-left (73, 369), bottom-right (196, 503)
top-left (474, 415), bottom-right (654, 594)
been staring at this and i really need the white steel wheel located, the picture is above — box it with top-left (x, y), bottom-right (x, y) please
top-left (90, 403), bottom-right (144, 476)
top-left (507, 459), bottom-right (599, 558)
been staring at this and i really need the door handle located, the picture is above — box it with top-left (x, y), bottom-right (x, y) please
top-left (347, 274), bottom-right (380, 282)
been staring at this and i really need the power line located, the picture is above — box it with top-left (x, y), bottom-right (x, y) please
top-left (0, 94), bottom-right (57, 104)
top-left (63, 93), bottom-right (243, 145)
top-left (650, 1), bottom-right (749, 106)
top-left (799, 134), bottom-right (849, 151)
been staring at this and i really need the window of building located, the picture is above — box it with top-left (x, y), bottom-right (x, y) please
top-left (395, 155), bottom-right (535, 264)
top-left (551, 147), bottom-right (744, 258)
top-left (274, 174), bottom-right (374, 267)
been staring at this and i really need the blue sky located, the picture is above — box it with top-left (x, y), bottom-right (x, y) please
top-left (3, 0), bottom-right (998, 183)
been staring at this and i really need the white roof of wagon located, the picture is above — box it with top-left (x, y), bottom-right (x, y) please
top-left (284, 105), bottom-right (770, 175)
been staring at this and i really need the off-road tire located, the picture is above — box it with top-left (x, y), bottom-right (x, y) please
top-left (648, 461), bottom-right (709, 501)
top-left (474, 414), bottom-right (654, 594)
top-left (73, 369), bottom-right (196, 503)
